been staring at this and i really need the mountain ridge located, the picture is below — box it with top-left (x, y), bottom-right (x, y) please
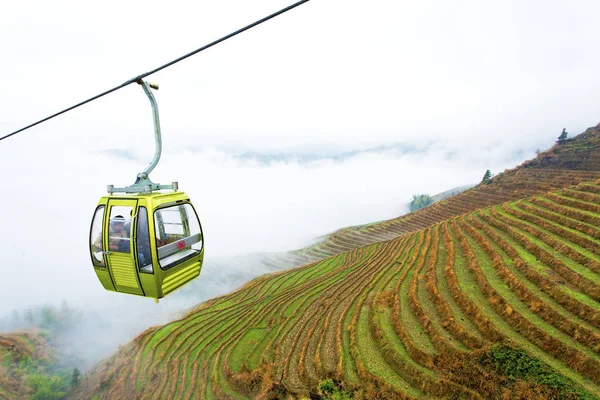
top-left (264, 124), bottom-right (600, 270)
top-left (70, 124), bottom-right (600, 399)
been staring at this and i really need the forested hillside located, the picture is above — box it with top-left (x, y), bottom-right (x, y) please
top-left (0, 332), bottom-right (80, 399)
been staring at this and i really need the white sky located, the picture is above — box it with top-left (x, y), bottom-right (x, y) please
top-left (2, 0), bottom-right (600, 318)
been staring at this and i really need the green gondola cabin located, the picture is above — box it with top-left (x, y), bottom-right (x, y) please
top-left (89, 191), bottom-right (204, 299)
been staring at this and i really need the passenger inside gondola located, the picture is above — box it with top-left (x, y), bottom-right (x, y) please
top-left (109, 215), bottom-right (129, 252)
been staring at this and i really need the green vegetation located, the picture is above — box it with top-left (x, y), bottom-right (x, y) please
top-left (0, 304), bottom-right (85, 400)
top-left (485, 344), bottom-right (596, 399)
top-left (318, 379), bottom-right (353, 399)
top-left (558, 128), bottom-right (569, 145)
top-left (0, 333), bottom-right (75, 400)
top-left (481, 169), bottom-right (492, 184)
top-left (71, 368), bottom-right (81, 388)
top-left (28, 373), bottom-right (69, 400)
top-left (409, 194), bottom-right (433, 212)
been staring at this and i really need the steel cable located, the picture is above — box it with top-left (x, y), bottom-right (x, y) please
top-left (1, 0), bottom-right (309, 142)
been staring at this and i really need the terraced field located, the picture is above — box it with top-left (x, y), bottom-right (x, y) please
top-left (75, 178), bottom-right (600, 399)
top-left (291, 168), bottom-right (600, 261)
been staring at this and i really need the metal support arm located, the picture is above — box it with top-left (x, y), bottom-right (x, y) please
top-left (140, 80), bottom-right (162, 176)
top-left (107, 80), bottom-right (178, 194)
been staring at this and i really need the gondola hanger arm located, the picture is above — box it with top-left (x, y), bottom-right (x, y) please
top-left (107, 80), bottom-right (177, 195)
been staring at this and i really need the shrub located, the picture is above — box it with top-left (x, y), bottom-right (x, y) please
top-left (482, 344), bottom-right (595, 399)
top-left (318, 379), bottom-right (353, 399)
top-left (27, 373), bottom-right (69, 400)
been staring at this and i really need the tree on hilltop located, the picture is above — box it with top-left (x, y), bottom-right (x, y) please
top-left (557, 128), bottom-right (568, 145)
top-left (410, 194), bottom-right (434, 212)
top-left (481, 169), bottom-right (492, 184)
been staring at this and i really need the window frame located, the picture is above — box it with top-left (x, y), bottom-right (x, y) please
top-left (154, 202), bottom-right (203, 271)
top-left (89, 205), bottom-right (106, 268)
top-left (135, 206), bottom-right (154, 274)
top-left (107, 205), bottom-right (134, 254)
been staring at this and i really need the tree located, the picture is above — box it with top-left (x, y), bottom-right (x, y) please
top-left (410, 194), bottom-right (434, 212)
top-left (71, 368), bottom-right (81, 388)
top-left (481, 170), bottom-right (492, 184)
top-left (557, 128), bottom-right (568, 145)
top-left (40, 307), bottom-right (57, 331)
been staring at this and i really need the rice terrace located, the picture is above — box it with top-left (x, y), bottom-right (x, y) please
top-left (8, 126), bottom-right (586, 399)
top-left (4, 0), bottom-right (600, 398)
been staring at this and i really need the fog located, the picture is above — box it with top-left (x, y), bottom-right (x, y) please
top-left (0, 137), bottom-right (545, 367)
top-left (1, 136), bottom-right (543, 313)
top-left (3, 0), bottom-right (600, 368)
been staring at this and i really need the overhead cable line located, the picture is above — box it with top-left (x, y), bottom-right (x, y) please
top-left (1, 0), bottom-right (310, 142)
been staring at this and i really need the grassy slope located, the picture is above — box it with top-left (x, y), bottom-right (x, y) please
top-left (72, 126), bottom-right (600, 399)
top-left (0, 334), bottom-right (35, 399)
top-left (0, 331), bottom-right (74, 400)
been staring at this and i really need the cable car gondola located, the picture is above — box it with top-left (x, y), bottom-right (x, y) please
top-left (89, 81), bottom-right (204, 300)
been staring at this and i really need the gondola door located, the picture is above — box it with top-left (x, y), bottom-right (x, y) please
top-left (105, 199), bottom-right (144, 296)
